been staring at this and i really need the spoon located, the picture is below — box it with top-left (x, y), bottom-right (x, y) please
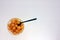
top-left (17, 18), bottom-right (37, 26)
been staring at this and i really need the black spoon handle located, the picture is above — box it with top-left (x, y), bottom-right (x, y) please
top-left (22, 18), bottom-right (37, 23)
top-left (18, 18), bottom-right (37, 26)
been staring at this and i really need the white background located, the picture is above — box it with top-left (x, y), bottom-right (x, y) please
top-left (0, 0), bottom-right (60, 40)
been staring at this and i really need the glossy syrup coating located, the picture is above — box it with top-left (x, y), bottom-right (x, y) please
top-left (7, 18), bottom-right (24, 35)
